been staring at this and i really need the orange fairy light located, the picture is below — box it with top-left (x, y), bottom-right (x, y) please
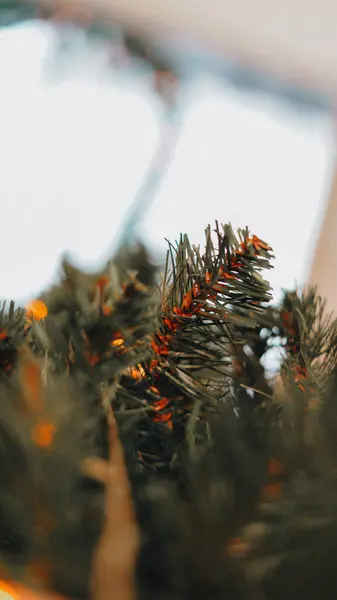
top-left (293, 364), bottom-right (308, 393)
top-left (0, 581), bottom-right (16, 600)
top-left (25, 300), bottom-right (48, 322)
top-left (239, 234), bottom-right (271, 255)
top-left (0, 330), bottom-right (7, 341)
top-left (19, 355), bottom-right (45, 414)
top-left (221, 271), bottom-right (236, 280)
top-left (128, 367), bottom-right (142, 380)
top-left (152, 397), bottom-right (169, 411)
top-left (111, 338), bottom-right (125, 348)
top-left (268, 459), bottom-right (284, 476)
top-left (102, 304), bottom-right (113, 316)
top-left (163, 317), bottom-right (180, 332)
top-left (181, 289), bottom-right (193, 312)
top-left (294, 365), bottom-right (307, 380)
top-left (96, 275), bottom-right (110, 292)
top-left (150, 237), bottom-right (263, 362)
top-left (251, 235), bottom-right (271, 252)
top-left (227, 537), bottom-right (249, 558)
top-left (151, 334), bottom-right (171, 355)
top-left (31, 422), bottom-right (56, 449)
top-left (0, 580), bottom-right (62, 600)
top-left (205, 271), bottom-right (212, 284)
top-left (136, 365), bottom-right (146, 378)
top-left (153, 410), bottom-right (172, 423)
top-left (110, 331), bottom-right (125, 348)
top-left (262, 482), bottom-right (283, 501)
top-left (193, 283), bottom-right (200, 297)
top-left (84, 349), bottom-right (101, 367)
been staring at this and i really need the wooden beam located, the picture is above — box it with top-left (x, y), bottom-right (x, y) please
top-left (309, 157), bottom-right (337, 313)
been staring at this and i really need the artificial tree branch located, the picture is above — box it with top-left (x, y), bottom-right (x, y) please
top-left (0, 580), bottom-right (65, 599)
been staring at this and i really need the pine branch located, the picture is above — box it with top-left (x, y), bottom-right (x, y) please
top-left (119, 222), bottom-right (275, 469)
top-left (2, 219), bottom-right (337, 600)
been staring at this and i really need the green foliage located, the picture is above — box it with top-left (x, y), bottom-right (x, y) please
top-left (0, 222), bottom-right (336, 600)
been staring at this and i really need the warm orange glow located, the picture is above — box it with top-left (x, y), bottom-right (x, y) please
top-left (227, 537), bottom-right (249, 558)
top-left (0, 330), bottom-right (7, 341)
top-left (111, 338), bottom-right (124, 348)
top-left (181, 290), bottom-right (193, 311)
top-left (240, 235), bottom-right (271, 255)
top-left (96, 275), bottom-right (110, 292)
top-left (150, 234), bottom-right (271, 362)
top-left (151, 336), bottom-right (171, 355)
top-left (193, 283), bottom-right (200, 297)
top-left (25, 300), bottom-right (48, 322)
top-left (102, 304), bottom-right (112, 316)
top-left (163, 317), bottom-right (180, 332)
top-left (137, 365), bottom-right (146, 378)
top-left (251, 235), bottom-right (271, 252)
top-left (293, 365), bottom-right (307, 392)
top-left (31, 422), bottom-right (56, 448)
top-left (89, 353), bottom-right (100, 366)
top-left (268, 459), bottom-right (283, 476)
top-left (153, 397), bottom-right (169, 411)
top-left (21, 359), bottom-right (44, 413)
top-left (153, 411), bottom-right (172, 424)
top-left (262, 482), bottom-right (283, 501)
top-left (294, 365), bottom-right (307, 381)
top-left (126, 365), bottom-right (146, 379)
top-left (129, 367), bottom-right (141, 379)
top-left (0, 581), bottom-right (16, 600)
top-left (0, 580), bottom-right (62, 599)
top-left (205, 270), bottom-right (212, 284)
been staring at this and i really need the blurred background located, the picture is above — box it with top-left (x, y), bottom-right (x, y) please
top-left (0, 2), bottom-right (336, 306)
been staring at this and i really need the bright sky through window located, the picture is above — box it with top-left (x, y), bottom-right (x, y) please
top-left (0, 22), bottom-right (334, 312)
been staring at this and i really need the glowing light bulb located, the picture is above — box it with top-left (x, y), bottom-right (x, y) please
top-left (0, 583), bottom-right (16, 600)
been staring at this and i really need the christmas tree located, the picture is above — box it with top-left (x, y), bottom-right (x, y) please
top-left (0, 5), bottom-right (337, 600)
top-left (0, 221), bottom-right (336, 600)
